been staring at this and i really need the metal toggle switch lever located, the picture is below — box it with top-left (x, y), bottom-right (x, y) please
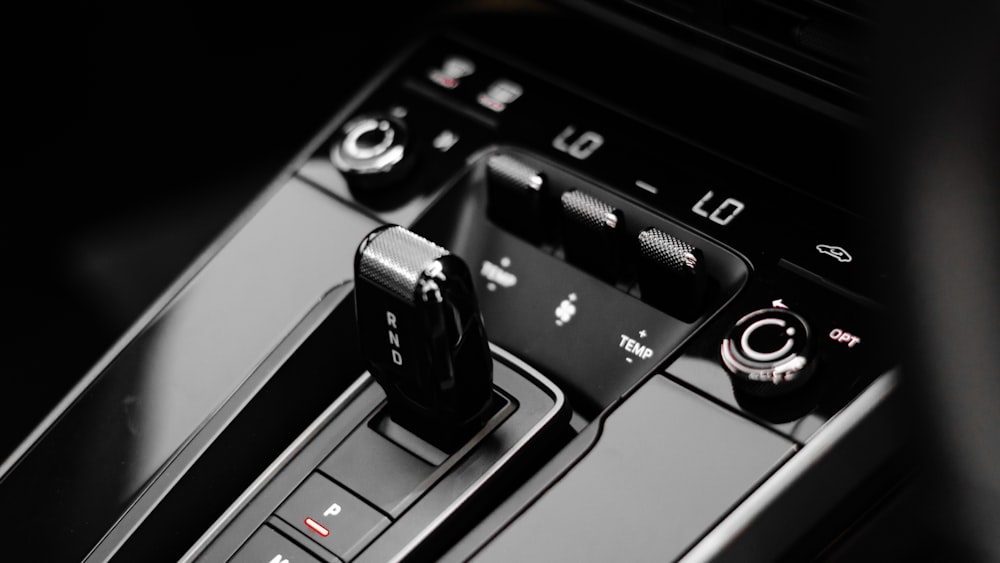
top-left (354, 225), bottom-right (495, 451)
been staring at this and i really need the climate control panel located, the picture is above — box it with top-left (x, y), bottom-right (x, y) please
top-left (185, 34), bottom-right (894, 563)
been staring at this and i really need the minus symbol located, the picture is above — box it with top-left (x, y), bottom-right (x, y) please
top-left (626, 357), bottom-right (634, 363)
top-left (635, 180), bottom-right (659, 195)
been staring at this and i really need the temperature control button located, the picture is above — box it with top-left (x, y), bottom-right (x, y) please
top-left (485, 153), bottom-right (546, 242)
top-left (559, 190), bottom-right (623, 281)
top-left (721, 308), bottom-right (815, 397)
top-left (636, 228), bottom-right (706, 321)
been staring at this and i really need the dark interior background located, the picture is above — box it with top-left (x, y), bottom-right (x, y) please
top-left (5, 0), bottom-right (468, 460)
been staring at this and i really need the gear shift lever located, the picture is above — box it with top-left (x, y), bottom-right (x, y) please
top-left (354, 225), bottom-right (495, 451)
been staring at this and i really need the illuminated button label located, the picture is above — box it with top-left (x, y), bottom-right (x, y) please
top-left (481, 257), bottom-right (518, 291)
top-left (304, 517), bottom-right (329, 537)
top-left (555, 293), bottom-right (578, 327)
top-left (433, 130), bottom-right (460, 152)
top-left (552, 126), bottom-right (605, 160)
top-left (428, 56), bottom-right (476, 89)
top-left (692, 190), bottom-right (746, 226)
top-left (829, 328), bottom-right (862, 348)
top-left (816, 244), bottom-right (853, 263)
top-left (619, 332), bottom-right (655, 363)
top-left (478, 79), bottom-right (523, 112)
top-left (741, 318), bottom-right (797, 362)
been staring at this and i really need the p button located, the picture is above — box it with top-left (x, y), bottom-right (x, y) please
top-left (276, 473), bottom-right (390, 561)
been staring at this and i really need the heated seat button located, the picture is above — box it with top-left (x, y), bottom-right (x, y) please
top-left (559, 189), bottom-right (623, 281)
top-left (276, 473), bottom-right (390, 561)
top-left (230, 525), bottom-right (328, 563)
top-left (721, 308), bottom-right (816, 397)
top-left (636, 228), bottom-right (706, 321)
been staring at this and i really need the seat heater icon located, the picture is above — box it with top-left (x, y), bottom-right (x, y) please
top-left (816, 244), bottom-right (853, 263)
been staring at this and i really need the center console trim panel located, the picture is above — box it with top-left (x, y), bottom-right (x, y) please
top-left (183, 343), bottom-right (566, 562)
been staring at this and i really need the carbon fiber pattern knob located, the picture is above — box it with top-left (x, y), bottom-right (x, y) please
top-left (355, 225), bottom-right (494, 451)
top-left (559, 190), bottom-right (622, 280)
top-left (636, 228), bottom-right (707, 320)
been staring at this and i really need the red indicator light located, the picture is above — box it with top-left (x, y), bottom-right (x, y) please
top-left (428, 71), bottom-right (459, 89)
top-left (304, 517), bottom-right (330, 537)
top-left (477, 94), bottom-right (506, 113)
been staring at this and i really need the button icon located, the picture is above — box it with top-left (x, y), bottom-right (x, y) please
top-left (478, 79), bottom-right (523, 112)
top-left (428, 56), bottom-right (476, 89)
top-left (432, 129), bottom-right (460, 152)
top-left (304, 517), bottom-right (330, 537)
top-left (552, 126), bottom-right (605, 160)
top-left (481, 257), bottom-right (518, 291)
top-left (555, 293), bottom-right (578, 326)
top-left (816, 244), bottom-right (853, 263)
top-left (619, 331), bottom-right (655, 363)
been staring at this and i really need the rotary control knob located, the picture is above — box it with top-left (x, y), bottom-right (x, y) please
top-left (720, 308), bottom-right (816, 397)
top-left (331, 112), bottom-right (413, 191)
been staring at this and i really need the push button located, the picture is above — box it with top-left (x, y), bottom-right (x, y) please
top-left (721, 308), bottom-right (816, 397)
top-left (229, 525), bottom-right (327, 563)
top-left (276, 473), bottom-right (390, 561)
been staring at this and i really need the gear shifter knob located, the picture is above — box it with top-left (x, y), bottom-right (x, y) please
top-left (354, 225), bottom-right (494, 450)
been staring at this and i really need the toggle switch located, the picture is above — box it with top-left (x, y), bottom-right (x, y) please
top-left (636, 228), bottom-right (707, 321)
top-left (485, 153), bottom-right (546, 242)
top-left (354, 225), bottom-right (495, 451)
top-left (559, 190), bottom-right (623, 281)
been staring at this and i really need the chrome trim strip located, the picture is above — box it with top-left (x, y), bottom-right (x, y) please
top-left (179, 372), bottom-right (374, 563)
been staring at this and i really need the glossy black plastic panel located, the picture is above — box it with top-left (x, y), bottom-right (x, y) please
top-left (413, 148), bottom-right (748, 417)
top-left (192, 346), bottom-right (567, 562)
top-left (667, 267), bottom-right (893, 443)
top-left (101, 285), bottom-right (365, 562)
top-left (470, 375), bottom-right (794, 561)
top-left (231, 525), bottom-right (326, 563)
top-left (0, 179), bottom-right (379, 562)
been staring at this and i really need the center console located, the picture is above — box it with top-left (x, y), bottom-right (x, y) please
top-left (0, 7), bottom-right (903, 562)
